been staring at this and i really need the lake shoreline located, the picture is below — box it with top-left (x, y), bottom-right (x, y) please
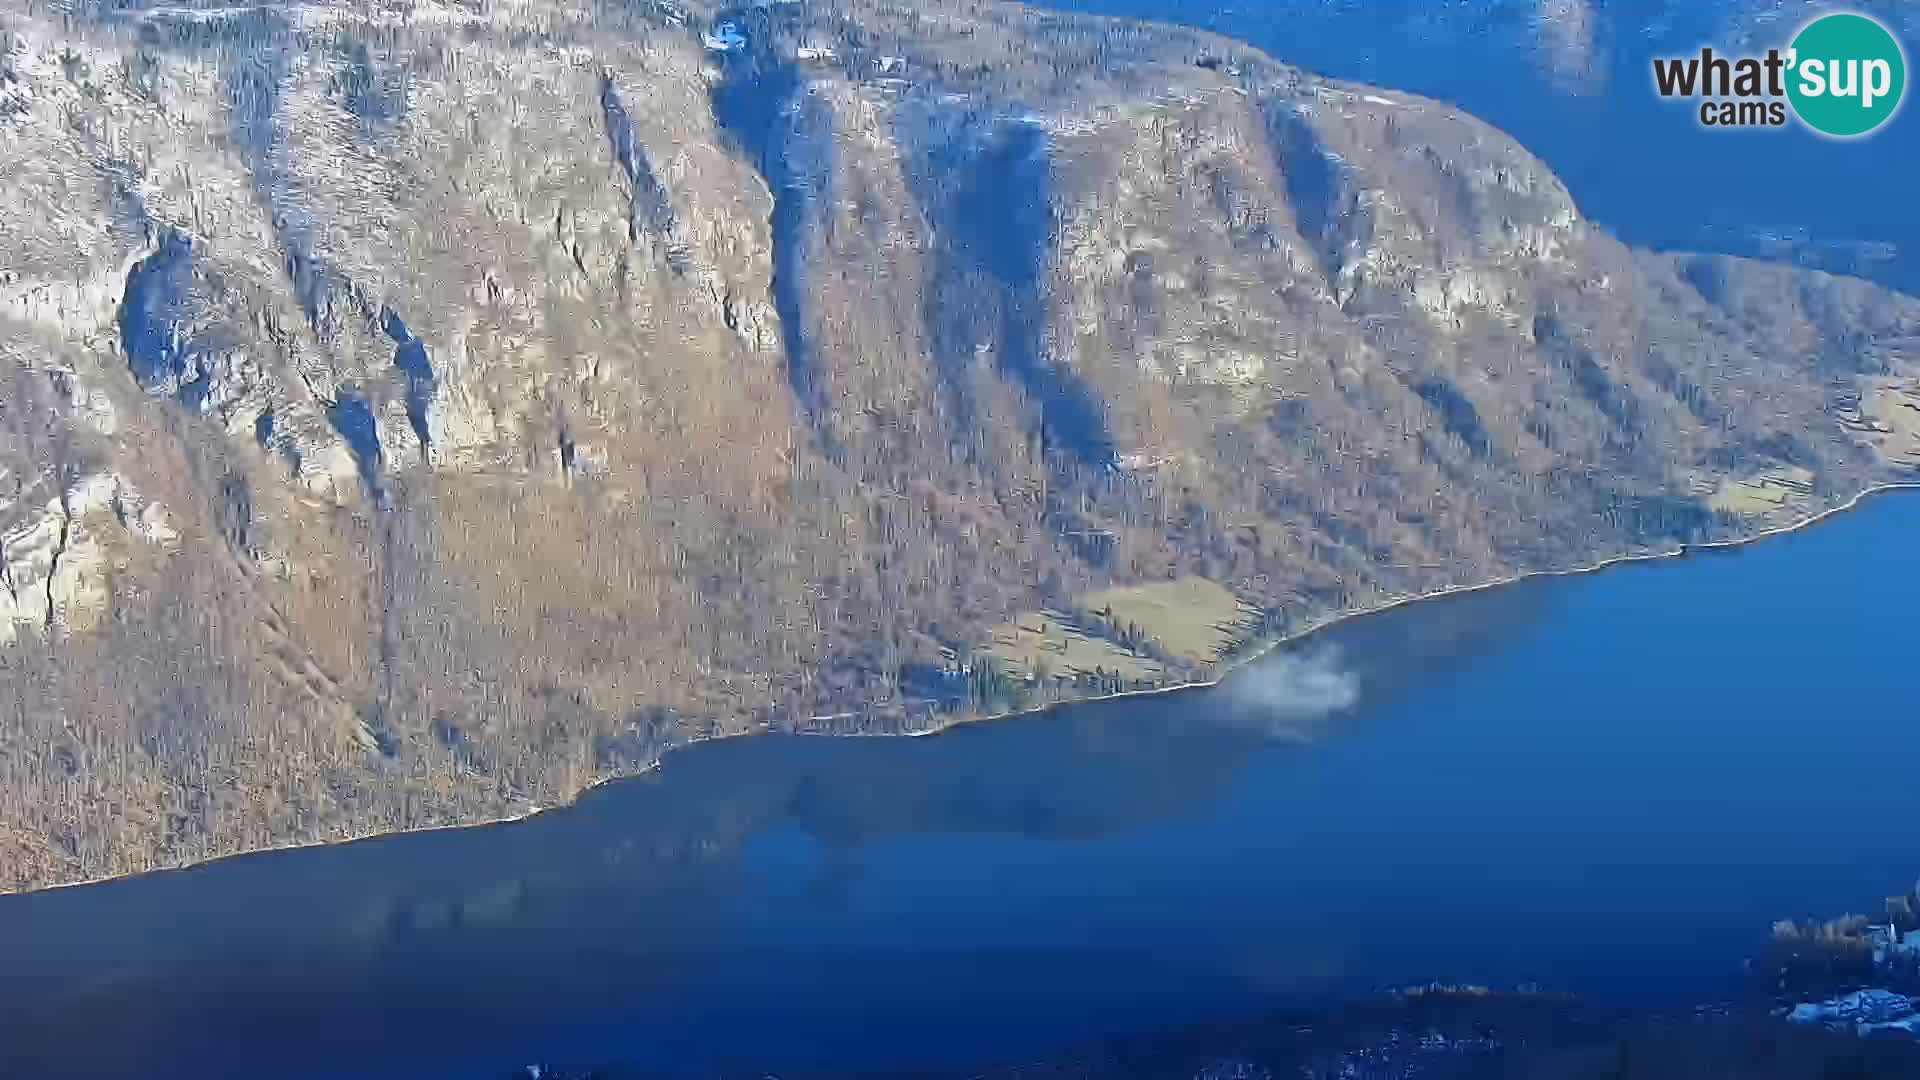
top-left (19, 479), bottom-right (1920, 898)
top-left (879, 479), bottom-right (1920, 737)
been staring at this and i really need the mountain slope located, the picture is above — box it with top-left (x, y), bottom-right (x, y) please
top-left (2, 0), bottom-right (1917, 891)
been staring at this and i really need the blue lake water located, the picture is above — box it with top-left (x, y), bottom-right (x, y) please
top-left (5, 6), bottom-right (1919, 1075)
top-left (3, 492), bottom-right (1917, 1079)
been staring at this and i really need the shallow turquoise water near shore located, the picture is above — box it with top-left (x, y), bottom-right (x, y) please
top-left (3, 493), bottom-right (1917, 1079)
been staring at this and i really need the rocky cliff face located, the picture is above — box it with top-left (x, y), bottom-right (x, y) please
top-left (2, 0), bottom-right (1916, 891)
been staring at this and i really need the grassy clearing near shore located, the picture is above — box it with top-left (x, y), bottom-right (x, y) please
top-left (1079, 578), bottom-right (1261, 664)
top-left (972, 577), bottom-right (1259, 681)
top-left (975, 609), bottom-right (1168, 682)
top-left (1708, 465), bottom-right (1817, 516)
top-left (1862, 378), bottom-right (1920, 468)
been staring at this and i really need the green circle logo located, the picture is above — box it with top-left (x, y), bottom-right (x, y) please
top-left (1787, 12), bottom-right (1906, 137)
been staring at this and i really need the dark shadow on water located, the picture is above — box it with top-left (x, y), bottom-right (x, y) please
top-left (0, 579), bottom-right (1556, 1079)
top-left (7, 494), bottom-right (1920, 1078)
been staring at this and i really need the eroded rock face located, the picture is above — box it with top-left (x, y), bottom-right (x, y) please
top-left (0, 471), bottom-right (178, 644)
top-left (1, 0), bottom-right (1917, 891)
